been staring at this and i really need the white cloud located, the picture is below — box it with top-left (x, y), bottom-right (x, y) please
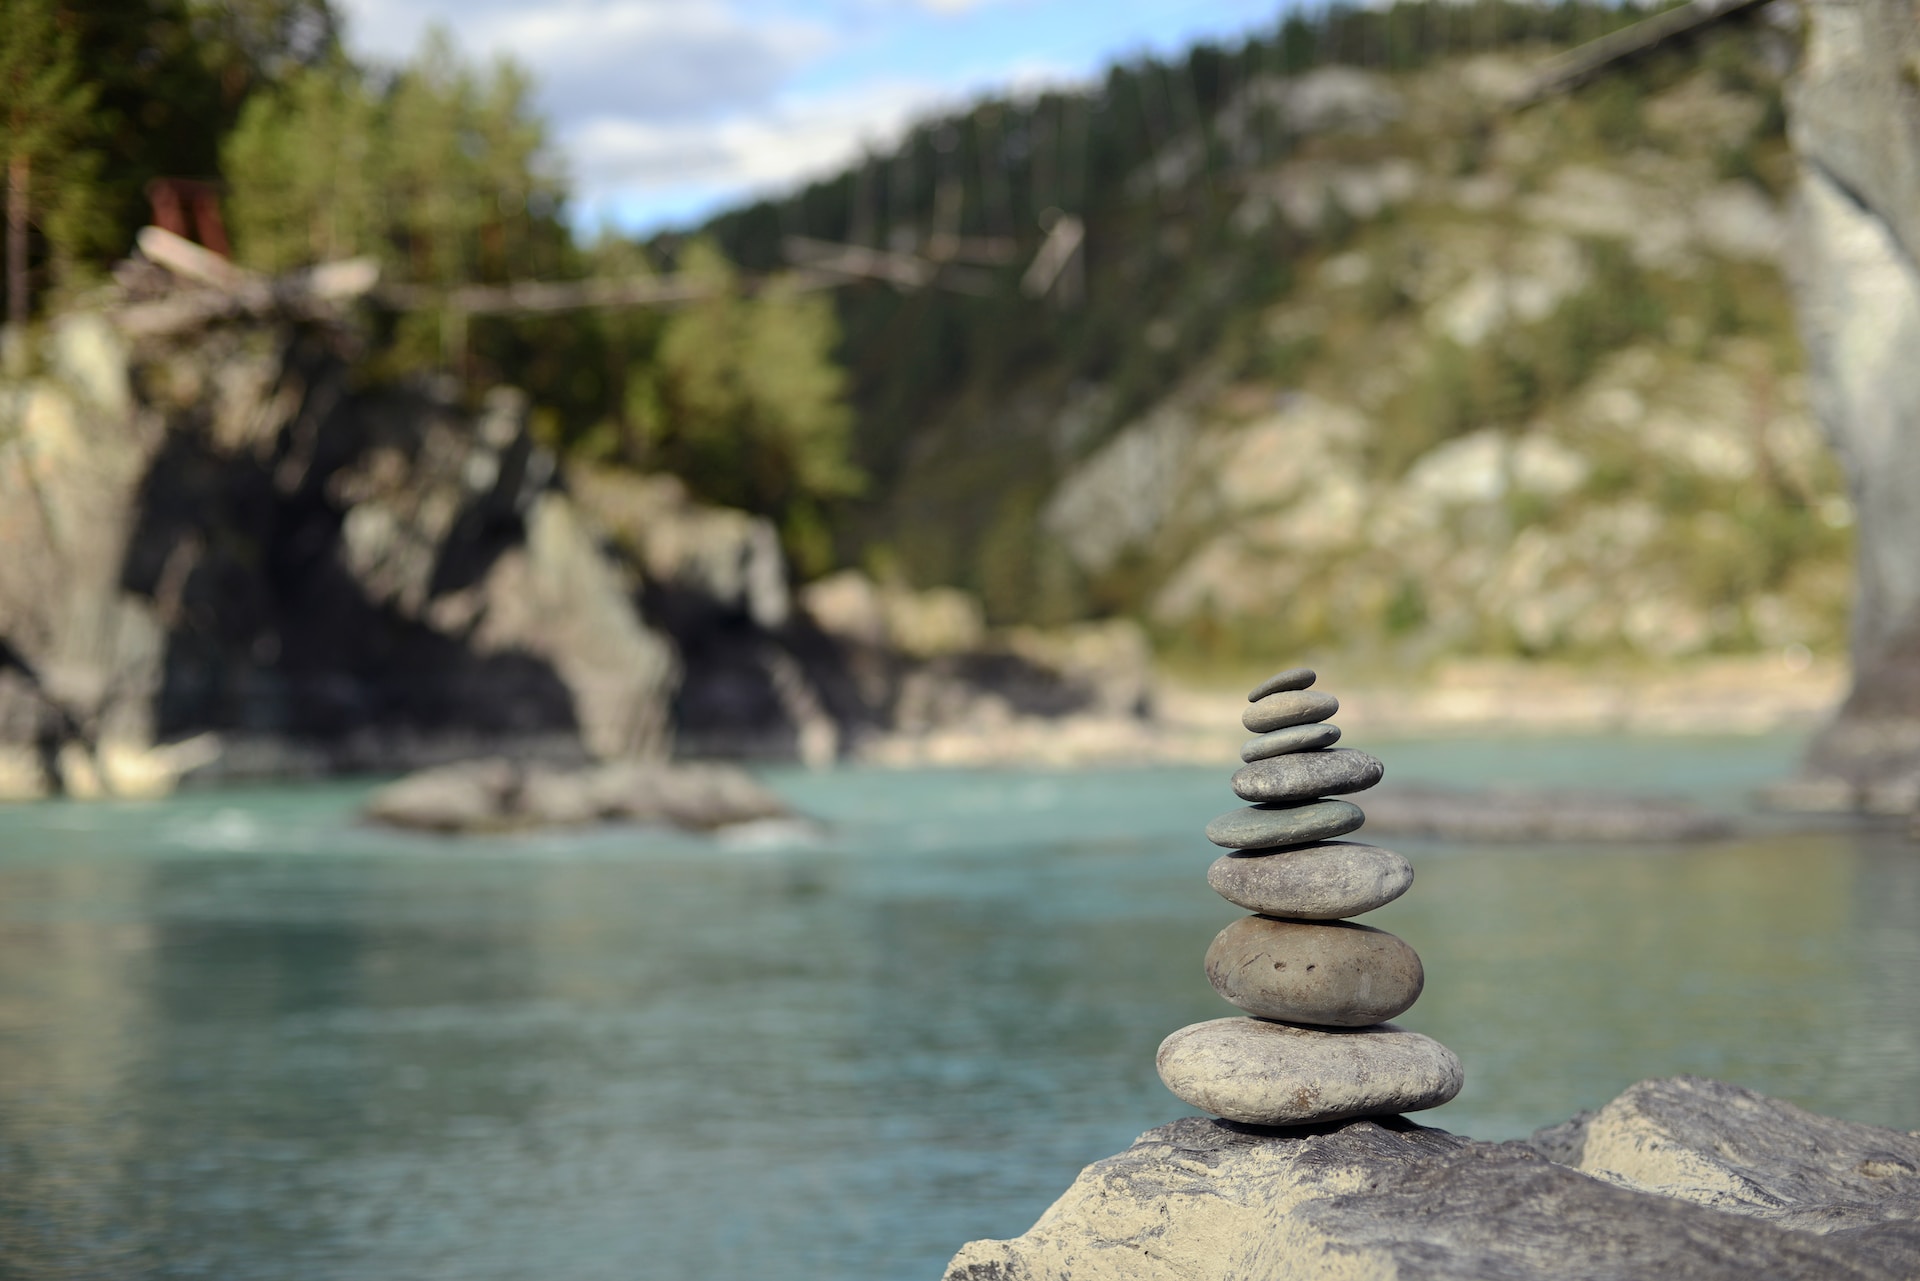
top-left (567, 77), bottom-right (952, 211)
top-left (337, 0), bottom-right (831, 122)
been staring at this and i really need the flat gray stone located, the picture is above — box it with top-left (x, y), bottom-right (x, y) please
top-left (1232, 747), bottom-right (1384, 804)
top-left (1207, 841), bottom-right (1413, 918)
top-left (1240, 722), bottom-right (1341, 761)
top-left (1207, 799), bottom-right (1364, 849)
top-left (1243, 689), bottom-right (1339, 733)
top-left (1155, 1017), bottom-right (1462, 1126)
top-left (1248, 667), bottom-right (1316, 701)
top-left (945, 1077), bottom-right (1920, 1281)
top-left (1205, 916), bottom-right (1424, 1026)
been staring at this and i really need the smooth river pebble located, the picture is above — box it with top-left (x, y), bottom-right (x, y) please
top-left (1243, 690), bottom-right (1339, 734)
top-left (1204, 915), bottom-right (1424, 1026)
top-left (1231, 748), bottom-right (1384, 805)
top-left (1247, 667), bottom-right (1316, 701)
top-left (1156, 1017), bottom-right (1464, 1125)
top-left (1206, 842), bottom-right (1413, 919)
top-left (1206, 799), bottom-right (1364, 850)
top-left (1240, 723), bottom-right (1341, 762)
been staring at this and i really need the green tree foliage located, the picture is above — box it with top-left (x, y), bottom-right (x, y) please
top-left (621, 241), bottom-right (863, 573)
top-left (223, 26), bottom-right (564, 284)
top-left (0, 0), bottom-right (94, 327)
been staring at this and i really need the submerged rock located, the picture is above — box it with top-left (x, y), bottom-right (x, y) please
top-left (945, 1076), bottom-right (1920, 1280)
top-left (363, 757), bottom-right (796, 834)
top-left (1361, 784), bottom-right (1733, 842)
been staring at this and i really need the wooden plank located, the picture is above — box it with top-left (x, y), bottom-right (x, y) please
top-left (1512, 0), bottom-right (1781, 107)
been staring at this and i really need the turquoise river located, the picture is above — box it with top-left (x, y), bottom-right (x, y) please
top-left (0, 734), bottom-right (1916, 1279)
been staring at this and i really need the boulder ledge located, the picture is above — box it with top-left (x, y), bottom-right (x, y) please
top-left (944, 1076), bottom-right (1920, 1280)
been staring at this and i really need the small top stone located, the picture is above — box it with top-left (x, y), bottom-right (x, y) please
top-left (1247, 667), bottom-right (1316, 701)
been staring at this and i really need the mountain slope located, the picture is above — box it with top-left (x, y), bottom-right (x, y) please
top-left (701, 2), bottom-right (1844, 666)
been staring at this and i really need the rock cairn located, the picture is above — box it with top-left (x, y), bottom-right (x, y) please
top-left (1156, 667), bottom-right (1464, 1126)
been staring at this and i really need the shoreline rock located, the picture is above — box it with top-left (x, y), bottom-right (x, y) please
top-left (361, 757), bottom-right (797, 834)
top-left (944, 1076), bottom-right (1920, 1280)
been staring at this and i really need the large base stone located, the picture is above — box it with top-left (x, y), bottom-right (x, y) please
top-left (945, 1077), bottom-right (1920, 1281)
top-left (1156, 1017), bottom-right (1460, 1125)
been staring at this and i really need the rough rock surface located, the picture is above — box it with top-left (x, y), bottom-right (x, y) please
top-left (945, 1076), bottom-right (1920, 1280)
top-left (1784, 0), bottom-right (1920, 810)
top-left (0, 293), bottom-right (1158, 796)
top-left (362, 757), bottom-right (796, 833)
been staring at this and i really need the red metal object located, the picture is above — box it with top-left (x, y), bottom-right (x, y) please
top-left (145, 178), bottom-right (230, 259)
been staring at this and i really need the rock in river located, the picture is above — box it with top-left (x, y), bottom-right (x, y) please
top-left (364, 757), bottom-right (798, 833)
top-left (1247, 667), bottom-right (1316, 701)
top-left (1155, 1017), bottom-right (1462, 1126)
top-left (1205, 915), bottom-right (1424, 1026)
top-left (1206, 799), bottom-right (1365, 849)
top-left (1206, 841), bottom-right (1413, 919)
top-left (1242, 689), bottom-right (1340, 734)
top-left (1231, 747), bottom-right (1384, 805)
top-left (1240, 722), bottom-right (1341, 762)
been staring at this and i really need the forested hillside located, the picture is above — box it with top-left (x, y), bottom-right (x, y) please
top-left (3, 0), bottom-right (1846, 670)
top-left (701, 1), bottom-right (1845, 666)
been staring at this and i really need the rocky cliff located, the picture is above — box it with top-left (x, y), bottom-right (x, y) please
top-left (1781, 0), bottom-right (1920, 812)
top-left (946, 1076), bottom-right (1920, 1280)
top-left (0, 269), bottom-right (1154, 797)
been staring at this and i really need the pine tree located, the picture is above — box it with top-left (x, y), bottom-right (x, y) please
top-left (0, 0), bottom-right (93, 367)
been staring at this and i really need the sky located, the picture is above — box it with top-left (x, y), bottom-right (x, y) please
top-left (334, 0), bottom-right (1286, 235)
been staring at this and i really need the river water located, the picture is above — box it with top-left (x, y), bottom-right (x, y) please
top-left (1, 735), bottom-right (1916, 1279)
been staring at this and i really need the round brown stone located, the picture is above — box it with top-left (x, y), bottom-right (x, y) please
top-left (1204, 915), bottom-right (1423, 1027)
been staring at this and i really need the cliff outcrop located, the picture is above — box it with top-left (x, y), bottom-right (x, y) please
top-left (1781, 0), bottom-right (1920, 812)
top-left (0, 264), bottom-right (1154, 797)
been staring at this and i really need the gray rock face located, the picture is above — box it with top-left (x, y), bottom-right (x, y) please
top-left (1231, 747), bottom-right (1384, 804)
top-left (1784, 0), bottom-right (1920, 806)
top-left (1205, 915), bottom-right (1423, 1025)
top-left (363, 757), bottom-right (797, 833)
top-left (1240, 722), bottom-right (1340, 761)
top-left (1242, 689), bottom-right (1339, 733)
top-left (945, 1076), bottom-right (1920, 1281)
top-left (1154, 1018), bottom-right (1462, 1127)
top-left (1207, 841), bottom-right (1414, 920)
top-left (1206, 798), bottom-right (1365, 849)
top-left (1247, 667), bottom-right (1316, 701)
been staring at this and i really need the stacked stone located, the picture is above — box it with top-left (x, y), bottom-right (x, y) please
top-left (1156, 667), bottom-right (1464, 1126)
